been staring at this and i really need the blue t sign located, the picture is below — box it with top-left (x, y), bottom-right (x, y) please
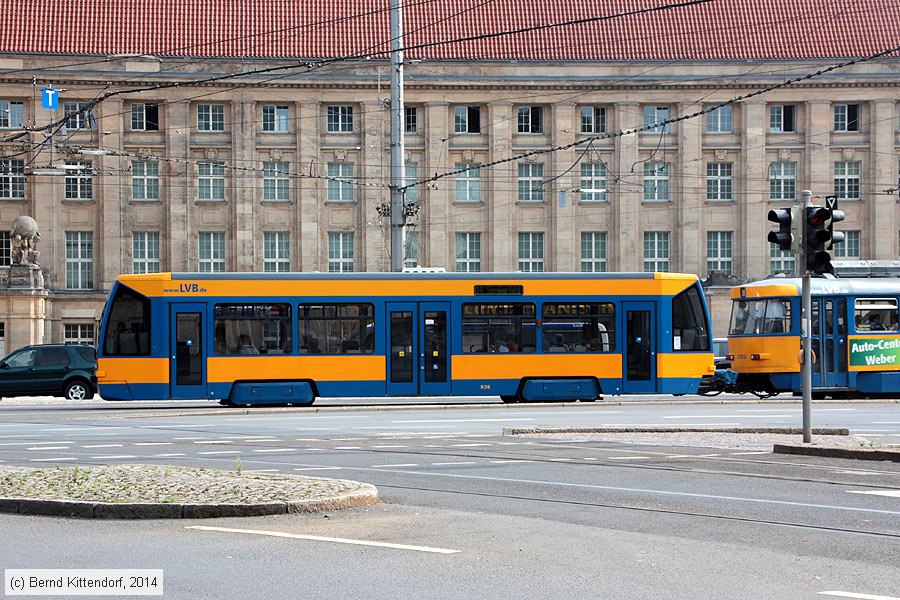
top-left (41, 87), bottom-right (59, 110)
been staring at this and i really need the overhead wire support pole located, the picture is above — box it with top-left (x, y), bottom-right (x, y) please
top-left (389, 0), bottom-right (406, 272)
top-left (801, 189), bottom-right (813, 443)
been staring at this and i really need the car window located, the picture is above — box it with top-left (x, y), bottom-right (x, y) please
top-left (73, 346), bottom-right (96, 364)
top-left (36, 347), bottom-right (69, 366)
top-left (6, 349), bottom-right (36, 368)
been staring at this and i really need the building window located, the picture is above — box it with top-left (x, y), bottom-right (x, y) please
top-left (706, 162), bottom-right (733, 201)
top-left (131, 103), bottom-right (159, 131)
top-left (643, 105), bottom-right (670, 133)
top-left (328, 232), bottom-right (354, 273)
top-left (455, 232), bottom-right (481, 272)
top-left (517, 163), bottom-right (544, 202)
top-left (517, 232), bottom-right (544, 272)
top-left (454, 163), bottom-right (481, 203)
top-left (580, 106), bottom-right (606, 134)
top-left (834, 161), bottom-right (861, 200)
top-left (198, 162), bottom-right (226, 201)
top-left (769, 162), bottom-right (796, 201)
top-left (132, 232), bottom-right (160, 274)
top-left (262, 105), bottom-right (289, 132)
top-left (770, 243), bottom-right (795, 274)
top-left (580, 232), bottom-right (607, 272)
top-left (769, 104), bottom-right (795, 133)
top-left (706, 105), bottom-right (733, 133)
top-left (197, 104), bottom-right (225, 131)
top-left (64, 161), bottom-right (92, 200)
top-left (404, 231), bottom-right (418, 269)
top-left (0, 159), bottom-right (25, 199)
top-left (0, 231), bottom-right (10, 266)
top-left (835, 230), bottom-right (860, 259)
top-left (262, 161), bottom-right (290, 201)
top-left (834, 104), bottom-right (860, 132)
top-left (404, 106), bottom-right (418, 133)
top-left (643, 231), bottom-right (670, 272)
top-left (264, 231), bottom-right (290, 272)
top-left (63, 102), bottom-right (93, 130)
top-left (404, 163), bottom-right (418, 205)
top-left (516, 106), bottom-right (543, 134)
top-left (0, 100), bottom-right (25, 129)
top-left (327, 162), bottom-right (354, 202)
top-left (64, 323), bottom-right (95, 345)
top-left (580, 163), bottom-right (608, 202)
top-left (131, 161), bottom-right (159, 201)
top-left (643, 162), bottom-right (669, 202)
top-left (326, 105), bottom-right (353, 133)
top-left (453, 105), bottom-right (481, 134)
top-left (65, 231), bottom-right (93, 289)
top-left (707, 231), bottom-right (733, 275)
top-left (198, 232), bottom-right (226, 273)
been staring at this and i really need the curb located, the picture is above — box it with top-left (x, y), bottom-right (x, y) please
top-left (0, 484), bottom-right (378, 519)
top-left (503, 426), bottom-right (850, 436)
top-left (773, 444), bottom-right (900, 462)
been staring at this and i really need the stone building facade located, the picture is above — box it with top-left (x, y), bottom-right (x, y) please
top-left (0, 0), bottom-right (897, 352)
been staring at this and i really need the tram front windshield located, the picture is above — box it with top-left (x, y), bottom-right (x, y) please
top-left (730, 298), bottom-right (791, 335)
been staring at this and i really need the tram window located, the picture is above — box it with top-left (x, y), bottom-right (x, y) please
top-left (541, 303), bottom-right (615, 352)
top-left (214, 304), bottom-right (292, 355)
top-left (462, 303), bottom-right (535, 353)
top-left (672, 286), bottom-right (710, 350)
top-left (103, 285), bottom-right (151, 356)
top-left (854, 298), bottom-right (898, 332)
top-left (298, 303), bottom-right (374, 354)
top-left (731, 298), bottom-right (791, 335)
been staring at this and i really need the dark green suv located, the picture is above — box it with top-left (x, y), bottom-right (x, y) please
top-left (0, 344), bottom-right (97, 400)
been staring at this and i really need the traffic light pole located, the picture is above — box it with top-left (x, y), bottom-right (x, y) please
top-left (800, 189), bottom-right (812, 443)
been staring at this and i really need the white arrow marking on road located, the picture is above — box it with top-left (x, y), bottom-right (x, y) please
top-left (81, 444), bottom-right (124, 448)
top-left (187, 526), bottom-right (460, 554)
top-left (819, 592), bottom-right (900, 600)
top-left (847, 490), bottom-right (900, 498)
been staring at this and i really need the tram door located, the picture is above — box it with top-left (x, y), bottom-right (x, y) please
top-left (622, 301), bottom-right (656, 393)
top-left (170, 303), bottom-right (207, 399)
top-left (811, 298), bottom-right (848, 388)
top-left (386, 302), bottom-right (451, 396)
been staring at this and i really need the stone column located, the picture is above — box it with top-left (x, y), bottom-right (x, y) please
top-left (232, 98), bottom-right (256, 271)
top-left (165, 100), bottom-right (191, 271)
top-left (678, 101), bottom-right (703, 275)
top-left (614, 102), bottom-right (641, 271)
top-left (361, 100), bottom-right (386, 272)
top-left (298, 102), bottom-right (321, 271)
top-left (806, 101), bottom-right (831, 194)
top-left (554, 102), bottom-right (577, 271)
top-left (424, 102), bottom-right (450, 267)
top-left (870, 100), bottom-right (895, 258)
top-left (741, 102), bottom-right (768, 278)
top-left (97, 98), bottom-right (124, 289)
top-left (488, 102), bottom-right (513, 271)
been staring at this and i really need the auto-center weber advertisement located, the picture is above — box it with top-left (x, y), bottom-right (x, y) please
top-left (848, 335), bottom-right (900, 371)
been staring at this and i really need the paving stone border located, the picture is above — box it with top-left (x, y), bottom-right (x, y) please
top-left (503, 426), bottom-right (850, 435)
top-left (773, 444), bottom-right (900, 462)
top-left (0, 465), bottom-right (378, 519)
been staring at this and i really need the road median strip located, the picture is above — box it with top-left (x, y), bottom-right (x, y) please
top-left (0, 464), bottom-right (377, 519)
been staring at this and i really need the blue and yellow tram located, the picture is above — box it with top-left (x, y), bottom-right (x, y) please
top-left (97, 272), bottom-right (714, 405)
top-left (728, 277), bottom-right (900, 396)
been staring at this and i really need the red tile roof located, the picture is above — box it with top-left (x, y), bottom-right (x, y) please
top-left (0, 0), bottom-right (897, 61)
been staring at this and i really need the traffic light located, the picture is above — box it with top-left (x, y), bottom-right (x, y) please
top-left (805, 205), bottom-right (834, 274)
top-left (827, 207), bottom-right (845, 251)
top-left (767, 207), bottom-right (801, 252)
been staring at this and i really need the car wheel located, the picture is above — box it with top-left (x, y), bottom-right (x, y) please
top-left (63, 380), bottom-right (92, 400)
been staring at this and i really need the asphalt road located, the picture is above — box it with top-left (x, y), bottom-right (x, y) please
top-left (1, 397), bottom-right (899, 600)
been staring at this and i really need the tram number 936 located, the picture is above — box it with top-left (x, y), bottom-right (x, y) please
top-left (480, 384), bottom-right (492, 390)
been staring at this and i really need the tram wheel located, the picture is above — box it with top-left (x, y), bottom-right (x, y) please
top-left (500, 395), bottom-right (519, 404)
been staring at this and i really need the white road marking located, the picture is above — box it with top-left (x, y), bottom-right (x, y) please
top-left (193, 440), bottom-right (233, 445)
top-left (165, 424), bottom-right (216, 428)
top-left (819, 592), bottom-right (900, 600)
top-left (295, 438), bottom-right (324, 442)
top-left (431, 461), bottom-right (477, 466)
top-left (488, 460), bottom-right (534, 464)
top-left (872, 422), bottom-right (900, 424)
top-left (450, 443), bottom-right (492, 448)
top-left (133, 442), bottom-right (173, 446)
top-left (393, 418), bottom-right (534, 423)
top-left (847, 490), bottom-right (900, 498)
top-left (605, 456), bottom-right (651, 460)
top-left (41, 428), bottom-right (85, 432)
top-left (370, 463), bottom-right (418, 468)
top-left (729, 451), bottom-right (771, 455)
top-left (173, 437), bottom-right (207, 441)
top-left (0, 441), bottom-right (70, 447)
top-left (333, 446), bottom-right (361, 450)
top-left (91, 455), bottom-right (136, 459)
top-left (198, 450), bottom-right (241, 455)
top-left (252, 448), bottom-right (295, 453)
top-left (837, 471), bottom-right (880, 476)
top-left (30, 457), bottom-right (77, 462)
top-left (293, 467), bottom-right (342, 471)
top-left (371, 445), bottom-right (409, 449)
top-left (243, 469), bottom-right (280, 473)
top-left (663, 415), bottom-right (790, 419)
top-left (82, 444), bottom-right (124, 448)
top-left (152, 453), bottom-right (186, 457)
top-left (25, 446), bottom-right (70, 450)
top-left (187, 526), bottom-right (460, 554)
top-left (353, 426), bottom-right (456, 430)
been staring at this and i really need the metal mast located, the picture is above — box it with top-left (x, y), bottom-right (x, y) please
top-left (389, 0), bottom-right (406, 272)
